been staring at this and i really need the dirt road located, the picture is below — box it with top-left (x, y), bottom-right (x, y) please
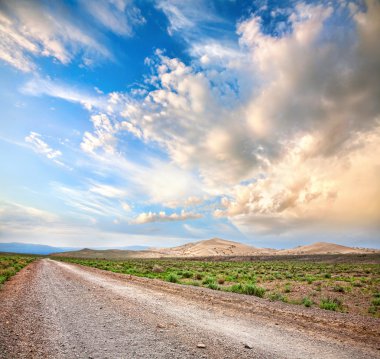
top-left (0, 259), bottom-right (379, 358)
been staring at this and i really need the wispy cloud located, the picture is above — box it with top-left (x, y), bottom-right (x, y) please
top-left (156, 0), bottom-right (224, 37)
top-left (80, 0), bottom-right (145, 36)
top-left (25, 132), bottom-right (64, 166)
top-left (22, 77), bottom-right (107, 111)
top-left (0, 0), bottom-right (110, 72)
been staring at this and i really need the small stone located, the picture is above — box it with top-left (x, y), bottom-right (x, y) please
top-left (244, 343), bottom-right (253, 349)
top-left (197, 343), bottom-right (206, 348)
top-left (156, 323), bottom-right (165, 329)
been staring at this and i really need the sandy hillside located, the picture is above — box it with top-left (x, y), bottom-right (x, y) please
top-left (153, 238), bottom-right (274, 257)
top-left (278, 242), bottom-right (377, 255)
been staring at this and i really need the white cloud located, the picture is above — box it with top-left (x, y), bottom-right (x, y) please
top-left (52, 183), bottom-right (128, 218)
top-left (22, 77), bottom-right (106, 111)
top-left (80, 0), bottom-right (145, 36)
top-left (156, 0), bottom-right (223, 37)
top-left (133, 210), bottom-right (202, 224)
top-left (25, 131), bottom-right (63, 165)
top-left (0, 0), bottom-right (109, 72)
top-left (0, 201), bottom-right (58, 226)
top-left (89, 183), bottom-right (127, 198)
top-left (120, 1), bottom-right (380, 233)
top-left (81, 114), bottom-right (117, 154)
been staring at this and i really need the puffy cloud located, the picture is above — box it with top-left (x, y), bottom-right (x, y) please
top-left (25, 132), bottom-right (63, 165)
top-left (215, 126), bottom-right (380, 233)
top-left (122, 1), bottom-right (380, 233)
top-left (81, 114), bottom-right (117, 154)
top-left (133, 210), bottom-right (202, 224)
top-left (0, 0), bottom-right (109, 72)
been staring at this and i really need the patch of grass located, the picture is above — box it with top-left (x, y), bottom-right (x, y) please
top-left (166, 273), bottom-right (179, 283)
top-left (269, 292), bottom-right (286, 302)
top-left (207, 282), bottom-right (219, 290)
top-left (302, 297), bottom-right (313, 307)
top-left (332, 285), bottom-right (345, 293)
top-left (244, 284), bottom-right (266, 297)
top-left (182, 271), bottom-right (193, 278)
top-left (0, 254), bottom-right (36, 286)
top-left (202, 276), bottom-right (215, 285)
top-left (320, 297), bottom-right (342, 311)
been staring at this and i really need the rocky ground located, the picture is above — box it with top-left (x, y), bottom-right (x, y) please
top-left (0, 258), bottom-right (379, 358)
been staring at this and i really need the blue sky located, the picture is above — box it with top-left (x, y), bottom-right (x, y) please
top-left (0, 0), bottom-right (379, 249)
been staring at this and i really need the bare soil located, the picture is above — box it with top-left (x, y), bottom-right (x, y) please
top-left (0, 259), bottom-right (379, 358)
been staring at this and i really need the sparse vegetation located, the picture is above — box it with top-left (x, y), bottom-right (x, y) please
top-left (0, 254), bottom-right (36, 286)
top-left (54, 256), bottom-right (380, 317)
top-left (320, 298), bottom-right (342, 311)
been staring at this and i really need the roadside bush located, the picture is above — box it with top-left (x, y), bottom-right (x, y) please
top-left (166, 273), bottom-right (179, 283)
top-left (207, 282), bottom-right (219, 290)
top-left (320, 298), bottom-right (342, 311)
top-left (202, 277), bottom-right (215, 285)
top-left (269, 292), bottom-right (286, 302)
top-left (332, 285), bottom-right (345, 293)
top-left (193, 273), bottom-right (203, 280)
top-left (217, 277), bottom-right (225, 285)
top-left (152, 265), bottom-right (164, 273)
top-left (302, 297), bottom-right (313, 307)
top-left (244, 284), bottom-right (265, 297)
top-left (182, 271), bottom-right (193, 278)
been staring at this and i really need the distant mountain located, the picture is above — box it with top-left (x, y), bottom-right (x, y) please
top-left (278, 242), bottom-right (377, 255)
top-left (7, 239), bottom-right (378, 258)
top-left (53, 238), bottom-right (275, 259)
top-left (0, 243), bottom-right (150, 256)
top-left (0, 242), bottom-right (79, 255)
top-left (152, 238), bottom-right (275, 257)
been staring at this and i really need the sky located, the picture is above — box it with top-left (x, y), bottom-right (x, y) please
top-left (0, 0), bottom-right (379, 249)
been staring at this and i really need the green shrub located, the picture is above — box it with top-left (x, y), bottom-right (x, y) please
top-left (320, 298), bottom-right (342, 311)
top-left (166, 273), bottom-right (179, 283)
top-left (269, 292), bottom-right (286, 302)
top-left (182, 271), bottom-right (193, 278)
top-left (202, 277), bottom-right (215, 285)
top-left (244, 284), bottom-right (265, 297)
top-left (303, 297), bottom-right (313, 307)
top-left (207, 282), bottom-right (219, 290)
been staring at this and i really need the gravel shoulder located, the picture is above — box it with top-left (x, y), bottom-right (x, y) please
top-left (0, 258), bottom-right (379, 359)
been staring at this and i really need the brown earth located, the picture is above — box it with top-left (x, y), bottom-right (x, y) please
top-left (0, 258), bottom-right (379, 358)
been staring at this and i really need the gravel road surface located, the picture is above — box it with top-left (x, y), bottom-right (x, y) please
top-left (0, 258), bottom-right (379, 358)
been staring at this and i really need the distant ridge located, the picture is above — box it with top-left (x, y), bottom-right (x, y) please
top-left (278, 242), bottom-right (374, 255)
top-left (50, 238), bottom-right (379, 260)
top-left (0, 242), bottom-right (78, 255)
